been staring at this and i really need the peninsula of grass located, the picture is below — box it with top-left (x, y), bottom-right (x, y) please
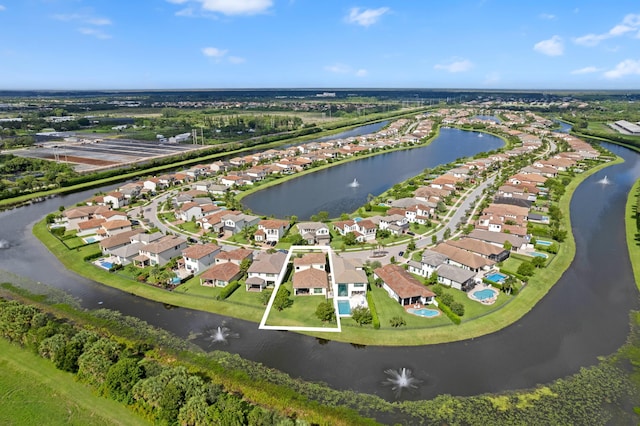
top-left (32, 148), bottom-right (622, 346)
top-left (0, 339), bottom-right (149, 426)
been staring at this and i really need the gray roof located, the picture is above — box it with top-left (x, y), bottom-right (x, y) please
top-left (111, 242), bottom-right (143, 258)
top-left (468, 229), bottom-right (527, 248)
top-left (332, 255), bottom-right (367, 284)
top-left (421, 249), bottom-right (449, 267)
top-left (247, 251), bottom-right (287, 275)
top-left (391, 198), bottom-right (422, 208)
top-left (436, 264), bottom-right (476, 284)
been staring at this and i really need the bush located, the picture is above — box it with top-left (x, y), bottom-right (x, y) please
top-left (351, 306), bottom-right (372, 326)
top-left (450, 302), bottom-right (465, 317)
top-left (272, 286), bottom-right (293, 311)
top-left (389, 316), bottom-right (406, 327)
top-left (83, 252), bottom-right (103, 262)
top-left (50, 227), bottom-right (65, 237)
top-left (517, 261), bottom-right (535, 276)
top-left (439, 293), bottom-right (454, 307)
top-left (216, 281), bottom-right (241, 300)
top-left (439, 303), bottom-right (461, 325)
top-left (315, 301), bottom-right (335, 323)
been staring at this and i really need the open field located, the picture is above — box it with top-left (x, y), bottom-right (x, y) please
top-left (0, 339), bottom-right (148, 426)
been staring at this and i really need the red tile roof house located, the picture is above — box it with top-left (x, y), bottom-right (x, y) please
top-left (63, 205), bottom-right (110, 231)
top-left (374, 264), bottom-right (435, 306)
top-left (293, 266), bottom-right (329, 296)
top-left (215, 248), bottom-right (254, 266)
top-left (98, 229), bottom-right (145, 257)
top-left (182, 243), bottom-right (221, 274)
top-left (77, 218), bottom-right (106, 236)
top-left (433, 243), bottom-right (495, 273)
top-left (246, 251), bottom-right (287, 292)
top-left (199, 262), bottom-right (242, 288)
top-left (101, 219), bottom-right (133, 237)
top-left (254, 219), bottom-right (290, 243)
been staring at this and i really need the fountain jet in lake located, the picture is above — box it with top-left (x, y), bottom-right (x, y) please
top-left (597, 175), bottom-right (610, 185)
top-left (0, 239), bottom-right (9, 249)
top-left (348, 178), bottom-right (360, 188)
top-left (205, 325), bottom-right (238, 345)
top-left (382, 368), bottom-right (421, 397)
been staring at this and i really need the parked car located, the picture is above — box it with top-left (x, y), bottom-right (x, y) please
top-left (398, 251), bottom-right (405, 256)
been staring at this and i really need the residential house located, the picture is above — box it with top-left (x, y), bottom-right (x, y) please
top-left (134, 235), bottom-right (187, 267)
top-left (467, 229), bottom-right (530, 252)
top-left (182, 243), bottom-right (221, 274)
top-left (103, 191), bottom-right (127, 209)
top-left (254, 219), bottom-right (290, 243)
top-left (199, 262), bottom-right (242, 288)
top-left (98, 229), bottom-right (145, 256)
top-left (177, 202), bottom-right (203, 222)
top-left (408, 249), bottom-right (448, 278)
top-left (101, 219), bottom-right (132, 237)
top-left (445, 238), bottom-right (510, 262)
top-left (332, 255), bottom-right (367, 298)
top-left (222, 212), bottom-right (260, 235)
top-left (215, 248), bottom-right (253, 266)
top-left (433, 243), bottom-right (495, 273)
top-left (63, 205), bottom-right (110, 231)
top-left (293, 267), bottom-right (329, 296)
top-left (245, 251), bottom-right (287, 291)
top-left (296, 222), bottom-right (330, 245)
top-left (374, 264), bottom-right (436, 306)
top-left (436, 264), bottom-right (477, 291)
top-left (293, 252), bottom-right (326, 271)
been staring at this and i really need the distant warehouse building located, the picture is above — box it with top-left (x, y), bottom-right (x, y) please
top-left (610, 120), bottom-right (640, 135)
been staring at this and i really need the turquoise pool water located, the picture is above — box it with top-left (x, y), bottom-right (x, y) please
top-left (337, 300), bottom-right (351, 315)
top-left (472, 288), bottom-right (498, 301)
top-left (84, 236), bottom-right (97, 243)
top-left (486, 272), bottom-right (507, 283)
top-left (536, 240), bottom-right (552, 246)
top-left (407, 307), bottom-right (439, 317)
top-left (100, 261), bottom-right (113, 270)
top-left (532, 252), bottom-right (548, 258)
top-left (353, 217), bottom-right (363, 222)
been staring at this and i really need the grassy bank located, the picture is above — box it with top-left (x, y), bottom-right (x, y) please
top-left (0, 339), bottom-right (149, 426)
top-left (625, 178), bottom-right (640, 292)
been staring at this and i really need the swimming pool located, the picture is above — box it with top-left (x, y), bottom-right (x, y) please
top-left (83, 236), bottom-right (97, 244)
top-left (472, 288), bottom-right (498, 301)
top-left (100, 261), bottom-right (113, 270)
top-left (353, 217), bottom-right (363, 222)
top-left (485, 272), bottom-right (507, 283)
top-left (536, 240), bottom-right (552, 246)
top-left (531, 252), bottom-right (548, 258)
top-left (407, 307), bottom-right (439, 318)
top-left (337, 300), bottom-right (351, 315)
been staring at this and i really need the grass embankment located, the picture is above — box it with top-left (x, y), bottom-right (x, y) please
top-left (625, 178), bottom-right (640, 292)
top-left (0, 339), bottom-right (149, 426)
top-left (34, 157), bottom-right (622, 346)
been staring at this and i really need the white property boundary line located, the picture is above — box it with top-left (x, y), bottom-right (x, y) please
top-left (259, 245), bottom-right (342, 332)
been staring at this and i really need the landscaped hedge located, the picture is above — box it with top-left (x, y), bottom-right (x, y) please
top-left (215, 280), bottom-right (240, 300)
top-left (83, 252), bottom-right (103, 262)
top-left (366, 292), bottom-right (380, 329)
top-left (370, 205), bottom-right (390, 213)
top-left (437, 300), bottom-right (461, 325)
top-left (482, 278), bottom-right (503, 289)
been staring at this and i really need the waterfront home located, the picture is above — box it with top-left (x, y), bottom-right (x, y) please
top-left (332, 255), bottom-right (367, 298)
top-left (374, 264), bottom-right (435, 306)
top-left (467, 229), bottom-right (530, 252)
top-left (246, 251), bottom-right (287, 291)
top-left (77, 218), bottom-right (106, 236)
top-left (98, 229), bottom-right (145, 256)
top-left (133, 235), bottom-right (187, 268)
top-left (332, 219), bottom-right (376, 242)
top-left (445, 238), bottom-right (510, 262)
top-left (377, 214), bottom-right (409, 235)
top-left (296, 222), bottom-right (330, 245)
top-left (293, 267), bottom-right (329, 296)
top-left (63, 205), bottom-right (110, 231)
top-left (222, 212), bottom-right (260, 235)
top-left (182, 243), bottom-right (221, 274)
top-left (103, 191), bottom-right (127, 209)
top-left (436, 264), bottom-right (477, 291)
top-left (199, 262), bottom-right (242, 287)
top-left (254, 219), bottom-right (290, 243)
top-left (433, 243), bottom-right (495, 273)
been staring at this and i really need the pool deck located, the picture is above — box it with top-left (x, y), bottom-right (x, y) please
top-left (468, 283), bottom-right (499, 305)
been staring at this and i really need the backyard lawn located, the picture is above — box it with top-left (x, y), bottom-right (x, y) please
top-left (264, 283), bottom-right (337, 328)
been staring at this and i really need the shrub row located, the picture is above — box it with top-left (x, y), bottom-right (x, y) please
top-left (437, 302), bottom-right (461, 325)
top-left (216, 280), bottom-right (240, 300)
top-left (366, 292), bottom-right (380, 329)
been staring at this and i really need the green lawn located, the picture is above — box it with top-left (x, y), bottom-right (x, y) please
top-left (264, 283), bottom-right (337, 328)
top-left (0, 339), bottom-right (148, 426)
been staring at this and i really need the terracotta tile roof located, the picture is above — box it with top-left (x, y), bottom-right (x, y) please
top-left (200, 262), bottom-right (241, 282)
top-left (292, 267), bottom-right (328, 289)
top-left (433, 243), bottom-right (495, 269)
top-left (444, 239), bottom-right (505, 257)
top-left (374, 264), bottom-right (435, 299)
top-left (102, 219), bottom-right (132, 230)
top-left (248, 252), bottom-right (287, 275)
top-left (182, 243), bottom-right (220, 259)
top-left (99, 229), bottom-right (145, 249)
top-left (216, 248), bottom-right (253, 262)
top-left (293, 252), bottom-right (326, 267)
top-left (78, 218), bottom-right (106, 230)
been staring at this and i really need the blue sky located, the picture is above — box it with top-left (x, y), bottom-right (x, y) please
top-left (1, 0), bottom-right (640, 90)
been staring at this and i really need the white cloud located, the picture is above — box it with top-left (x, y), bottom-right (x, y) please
top-left (539, 13), bottom-right (556, 20)
top-left (87, 18), bottom-right (112, 26)
top-left (202, 47), bottom-right (228, 59)
top-left (575, 13), bottom-right (640, 46)
top-left (53, 13), bottom-right (111, 25)
top-left (170, 0), bottom-right (273, 16)
top-left (0, 5), bottom-right (6, 11)
top-left (346, 7), bottom-right (390, 27)
top-left (434, 59), bottom-right (474, 73)
top-left (571, 66), bottom-right (599, 75)
top-left (355, 69), bottom-right (368, 77)
top-left (228, 56), bottom-right (245, 64)
top-left (78, 27), bottom-right (111, 39)
top-left (325, 63), bottom-right (351, 74)
top-left (533, 35), bottom-right (563, 56)
top-left (603, 59), bottom-right (640, 79)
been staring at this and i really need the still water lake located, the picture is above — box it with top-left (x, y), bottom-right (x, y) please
top-left (243, 128), bottom-right (504, 219)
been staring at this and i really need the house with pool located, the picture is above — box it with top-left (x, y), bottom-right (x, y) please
top-left (332, 255), bottom-right (368, 316)
top-left (374, 264), bottom-right (435, 306)
top-left (292, 252), bottom-right (329, 296)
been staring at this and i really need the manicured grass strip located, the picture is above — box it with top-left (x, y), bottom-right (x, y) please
top-left (0, 339), bottom-right (149, 426)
